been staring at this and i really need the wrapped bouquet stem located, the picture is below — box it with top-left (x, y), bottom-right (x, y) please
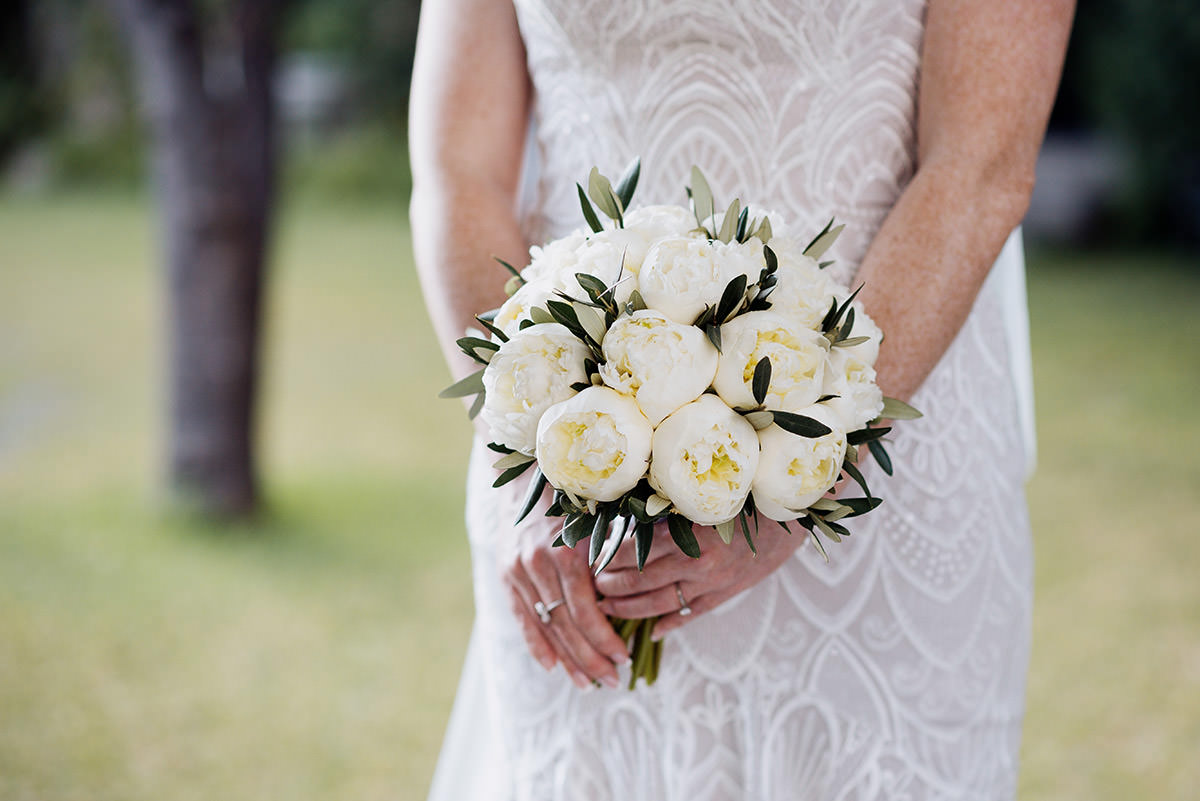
top-left (442, 159), bottom-right (920, 689)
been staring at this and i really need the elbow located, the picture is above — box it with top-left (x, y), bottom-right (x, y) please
top-left (918, 147), bottom-right (1037, 236)
top-left (987, 155), bottom-right (1036, 232)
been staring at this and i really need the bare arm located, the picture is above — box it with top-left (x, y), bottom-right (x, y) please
top-left (409, 0), bottom-right (630, 687)
top-left (856, 0), bottom-right (1075, 402)
top-left (409, 0), bottom-right (531, 380)
top-left (597, 0), bottom-right (1075, 633)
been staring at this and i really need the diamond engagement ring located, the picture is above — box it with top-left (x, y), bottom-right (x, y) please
top-left (534, 598), bottom-right (565, 624)
top-left (675, 583), bottom-right (692, 616)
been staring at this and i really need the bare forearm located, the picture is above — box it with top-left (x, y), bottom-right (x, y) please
top-left (408, 0), bottom-right (531, 379)
top-left (854, 0), bottom-right (1073, 403)
top-left (411, 178), bottom-right (528, 379)
top-left (853, 157), bottom-right (1030, 401)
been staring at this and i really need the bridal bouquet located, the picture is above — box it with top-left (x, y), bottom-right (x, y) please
top-left (442, 160), bottom-right (920, 687)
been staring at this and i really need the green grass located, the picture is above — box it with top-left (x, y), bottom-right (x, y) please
top-left (1, 194), bottom-right (1198, 799)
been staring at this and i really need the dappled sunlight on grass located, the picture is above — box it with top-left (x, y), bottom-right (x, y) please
top-left (1, 195), bottom-right (1197, 799)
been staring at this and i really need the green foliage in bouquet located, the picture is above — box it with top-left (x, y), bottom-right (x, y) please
top-left (443, 159), bottom-right (921, 688)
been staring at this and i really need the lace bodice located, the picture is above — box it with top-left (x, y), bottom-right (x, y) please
top-left (516, 0), bottom-right (926, 288)
top-left (427, 3), bottom-right (1035, 800)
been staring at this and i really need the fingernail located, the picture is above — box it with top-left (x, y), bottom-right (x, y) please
top-left (569, 671), bottom-right (589, 689)
top-left (537, 654), bottom-right (555, 671)
top-left (650, 631), bottom-right (665, 642)
top-left (610, 652), bottom-right (631, 666)
top-left (600, 674), bottom-right (620, 689)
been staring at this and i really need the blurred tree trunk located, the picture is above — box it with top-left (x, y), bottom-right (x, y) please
top-left (106, 0), bottom-right (288, 518)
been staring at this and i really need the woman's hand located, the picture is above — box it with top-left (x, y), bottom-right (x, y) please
top-left (594, 518), bottom-right (806, 640)
top-left (593, 439), bottom-right (876, 639)
top-left (496, 477), bottom-right (631, 689)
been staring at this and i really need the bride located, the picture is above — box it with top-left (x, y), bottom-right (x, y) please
top-left (411, 1), bottom-right (1073, 799)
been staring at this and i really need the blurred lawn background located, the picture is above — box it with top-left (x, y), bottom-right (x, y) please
top-left (1, 191), bottom-right (1197, 800)
top-left (3, 2), bottom-right (1200, 797)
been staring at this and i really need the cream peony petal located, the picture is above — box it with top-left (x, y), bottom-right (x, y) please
top-left (649, 395), bottom-right (759, 526)
top-left (752, 405), bottom-right (847, 521)
top-left (480, 324), bottom-right (589, 454)
top-left (535, 386), bottom-right (653, 502)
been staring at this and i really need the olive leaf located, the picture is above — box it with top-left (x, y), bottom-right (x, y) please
top-left (492, 451), bottom-right (535, 471)
top-left (705, 324), bottom-right (722, 353)
top-left (493, 256), bottom-right (523, 281)
top-left (626, 495), bottom-right (649, 522)
top-left (868, 438), bottom-right (894, 476)
top-left (718, 198), bottom-right (741, 243)
top-left (763, 243), bottom-right (778, 273)
top-left (587, 167), bottom-right (624, 224)
top-left (615, 157), bottom-right (641, 209)
top-left (879, 396), bottom-right (923, 420)
top-left (716, 273), bottom-right (748, 322)
top-left (752, 356), bottom-right (772, 406)
top-left (715, 518), bottom-right (736, 545)
top-left (739, 511), bottom-right (756, 554)
top-left (837, 496), bottom-right (884, 516)
top-left (562, 512), bottom-right (596, 548)
top-left (474, 314), bottom-right (509, 343)
top-left (575, 272), bottom-right (609, 300)
top-left (467, 391), bottom-right (485, 420)
top-left (576, 183), bottom-right (604, 233)
top-left (645, 494), bottom-right (672, 518)
top-left (847, 426), bottom-right (891, 445)
top-left (842, 459), bottom-right (873, 496)
top-left (804, 219), bottom-right (845, 259)
top-left (589, 519), bottom-right (608, 566)
top-left (744, 410), bottom-right (775, 430)
top-left (439, 368), bottom-right (486, 399)
top-left (810, 512), bottom-right (843, 544)
top-left (457, 335), bottom-right (500, 365)
top-left (634, 520), bottom-right (654, 570)
top-left (808, 498), bottom-right (844, 512)
top-left (593, 515), bottom-right (631, 574)
top-left (754, 216), bottom-right (773, 243)
top-left (689, 165), bottom-right (715, 229)
top-left (528, 306), bottom-right (554, 325)
top-left (667, 514), bottom-right (701, 558)
top-left (734, 205), bottom-right (751, 243)
top-left (493, 459), bottom-right (534, 488)
top-left (513, 468), bottom-right (547, 525)
top-left (771, 410), bottom-right (833, 438)
top-left (574, 302), bottom-right (608, 345)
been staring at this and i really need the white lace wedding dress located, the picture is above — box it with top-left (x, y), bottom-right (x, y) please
top-left (429, 1), bottom-right (1036, 799)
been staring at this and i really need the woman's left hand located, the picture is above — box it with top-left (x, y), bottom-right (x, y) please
top-left (594, 518), bottom-right (806, 640)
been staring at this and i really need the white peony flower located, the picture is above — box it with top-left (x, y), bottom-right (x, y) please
top-left (521, 230), bottom-right (588, 284)
top-left (535, 386), bottom-right (653, 502)
top-left (838, 304), bottom-right (882, 366)
top-left (571, 236), bottom-right (638, 305)
top-left (625, 204), bottom-right (702, 246)
top-left (480, 324), bottom-right (589, 455)
top-left (638, 236), bottom-right (765, 324)
top-left (821, 347), bottom-right (884, 431)
top-left (766, 253), bottom-right (843, 331)
top-left (712, 311), bottom-right (828, 412)
top-left (492, 279), bottom-right (558, 338)
top-left (649, 394), bottom-right (760, 526)
top-left (599, 309), bottom-right (719, 425)
top-left (752, 404), bottom-right (848, 521)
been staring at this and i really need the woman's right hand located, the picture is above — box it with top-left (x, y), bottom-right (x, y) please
top-left (496, 477), bottom-right (631, 689)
